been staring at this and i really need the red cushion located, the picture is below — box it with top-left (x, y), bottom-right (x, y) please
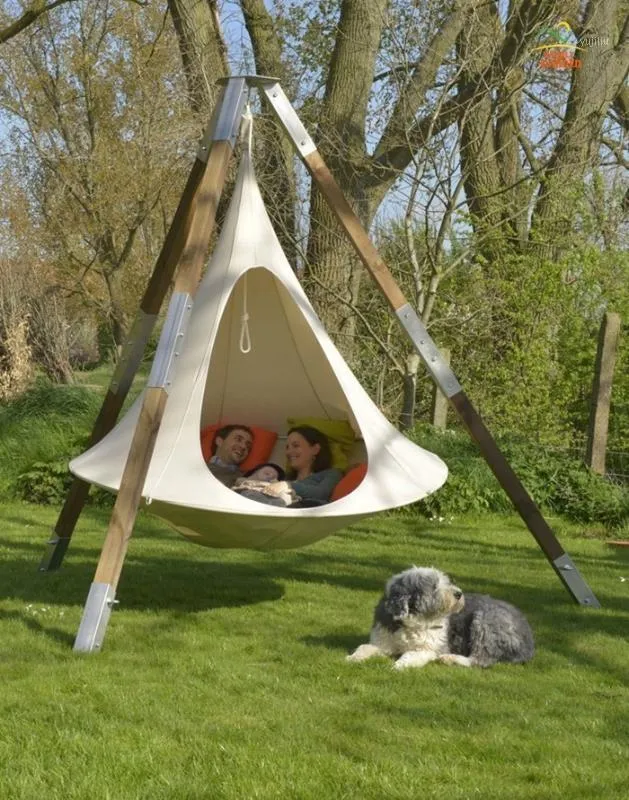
top-left (200, 424), bottom-right (277, 473)
top-left (331, 463), bottom-right (368, 501)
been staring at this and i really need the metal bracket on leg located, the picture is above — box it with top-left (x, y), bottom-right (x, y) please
top-left (553, 554), bottom-right (601, 608)
top-left (147, 292), bottom-right (193, 392)
top-left (39, 535), bottom-right (71, 572)
top-left (254, 78), bottom-right (317, 159)
top-left (396, 304), bottom-right (462, 398)
top-left (197, 77), bottom-right (248, 159)
top-left (74, 582), bottom-right (118, 653)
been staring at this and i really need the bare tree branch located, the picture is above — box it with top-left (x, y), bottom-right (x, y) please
top-left (308, 270), bottom-right (405, 376)
top-left (0, 0), bottom-right (149, 44)
top-left (0, 0), bottom-right (73, 44)
top-left (372, 0), bottom-right (476, 173)
top-left (369, 0), bottom-right (560, 190)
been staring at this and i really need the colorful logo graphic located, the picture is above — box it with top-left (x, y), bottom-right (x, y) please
top-left (534, 20), bottom-right (583, 70)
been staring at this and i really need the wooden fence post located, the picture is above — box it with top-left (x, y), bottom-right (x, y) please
top-left (399, 353), bottom-right (420, 429)
top-left (586, 312), bottom-right (622, 475)
top-left (431, 347), bottom-right (451, 429)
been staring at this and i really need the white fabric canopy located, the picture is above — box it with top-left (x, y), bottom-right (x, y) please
top-left (70, 119), bottom-right (448, 549)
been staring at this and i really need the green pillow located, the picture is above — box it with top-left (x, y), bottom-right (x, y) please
top-left (286, 417), bottom-right (356, 472)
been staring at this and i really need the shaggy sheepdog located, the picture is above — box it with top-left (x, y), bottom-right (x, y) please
top-left (347, 566), bottom-right (534, 669)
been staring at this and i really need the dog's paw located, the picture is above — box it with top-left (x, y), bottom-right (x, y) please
top-left (346, 644), bottom-right (382, 662)
top-left (393, 651), bottom-right (437, 670)
top-left (438, 653), bottom-right (473, 667)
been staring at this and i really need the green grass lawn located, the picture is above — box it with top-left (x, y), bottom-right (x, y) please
top-left (0, 504), bottom-right (627, 799)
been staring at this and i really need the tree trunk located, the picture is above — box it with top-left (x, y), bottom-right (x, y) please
top-left (456, 2), bottom-right (506, 257)
top-left (494, 67), bottom-right (529, 246)
top-left (586, 312), bottom-right (622, 474)
top-left (240, 0), bottom-right (298, 267)
top-left (531, 0), bottom-right (629, 254)
top-left (167, 0), bottom-right (228, 118)
top-left (305, 0), bottom-right (387, 356)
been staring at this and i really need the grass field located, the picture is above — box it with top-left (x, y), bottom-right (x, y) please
top-left (0, 504), bottom-right (627, 799)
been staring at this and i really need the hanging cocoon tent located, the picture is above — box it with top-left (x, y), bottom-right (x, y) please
top-left (69, 117), bottom-right (448, 550)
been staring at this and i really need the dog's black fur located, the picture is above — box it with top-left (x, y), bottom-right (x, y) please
top-left (444, 593), bottom-right (534, 665)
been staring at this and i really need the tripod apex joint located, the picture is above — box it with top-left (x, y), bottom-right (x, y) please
top-left (197, 77), bottom-right (249, 160)
top-left (213, 76), bottom-right (317, 159)
top-left (217, 75), bottom-right (280, 87)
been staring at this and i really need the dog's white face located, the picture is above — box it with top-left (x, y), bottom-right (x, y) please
top-left (383, 567), bottom-right (464, 621)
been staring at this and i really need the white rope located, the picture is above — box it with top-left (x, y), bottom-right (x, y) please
top-left (239, 271), bottom-right (251, 354)
top-left (244, 102), bottom-right (253, 152)
top-left (238, 105), bottom-right (254, 355)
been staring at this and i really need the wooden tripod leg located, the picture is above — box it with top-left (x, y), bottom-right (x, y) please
top-left (308, 151), bottom-right (598, 606)
top-left (73, 133), bottom-right (238, 653)
top-left (449, 389), bottom-right (600, 605)
top-left (259, 80), bottom-right (599, 607)
top-left (41, 77), bottom-right (243, 573)
top-left (40, 143), bottom-right (214, 571)
top-left (93, 389), bottom-right (167, 589)
top-left (311, 154), bottom-right (599, 606)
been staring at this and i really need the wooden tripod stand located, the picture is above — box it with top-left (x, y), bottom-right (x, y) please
top-left (39, 76), bottom-right (599, 653)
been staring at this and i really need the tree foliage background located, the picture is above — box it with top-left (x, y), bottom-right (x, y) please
top-left (1, 0), bottom-right (627, 450)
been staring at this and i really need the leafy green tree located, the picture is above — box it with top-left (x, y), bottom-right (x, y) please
top-left (0, 0), bottom-right (196, 349)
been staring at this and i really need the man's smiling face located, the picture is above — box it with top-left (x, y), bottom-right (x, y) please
top-left (214, 428), bottom-right (253, 466)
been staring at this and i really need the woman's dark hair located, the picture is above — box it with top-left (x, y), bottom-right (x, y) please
top-left (286, 425), bottom-right (333, 478)
top-left (243, 462), bottom-right (285, 480)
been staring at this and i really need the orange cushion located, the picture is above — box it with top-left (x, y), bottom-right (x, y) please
top-left (331, 463), bottom-right (368, 501)
top-left (200, 424), bottom-right (277, 474)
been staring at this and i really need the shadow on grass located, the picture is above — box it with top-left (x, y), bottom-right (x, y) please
top-left (10, 501), bottom-right (625, 579)
top-left (0, 554), bottom-right (286, 613)
top-left (2, 527), bottom-right (624, 617)
top-left (301, 632), bottom-right (365, 655)
top-left (3, 505), bottom-right (627, 680)
top-left (298, 562), bottom-right (629, 684)
top-left (0, 609), bottom-right (74, 647)
top-left (6, 520), bottom-right (626, 608)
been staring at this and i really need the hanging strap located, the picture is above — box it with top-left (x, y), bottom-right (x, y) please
top-left (238, 104), bottom-right (254, 355)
